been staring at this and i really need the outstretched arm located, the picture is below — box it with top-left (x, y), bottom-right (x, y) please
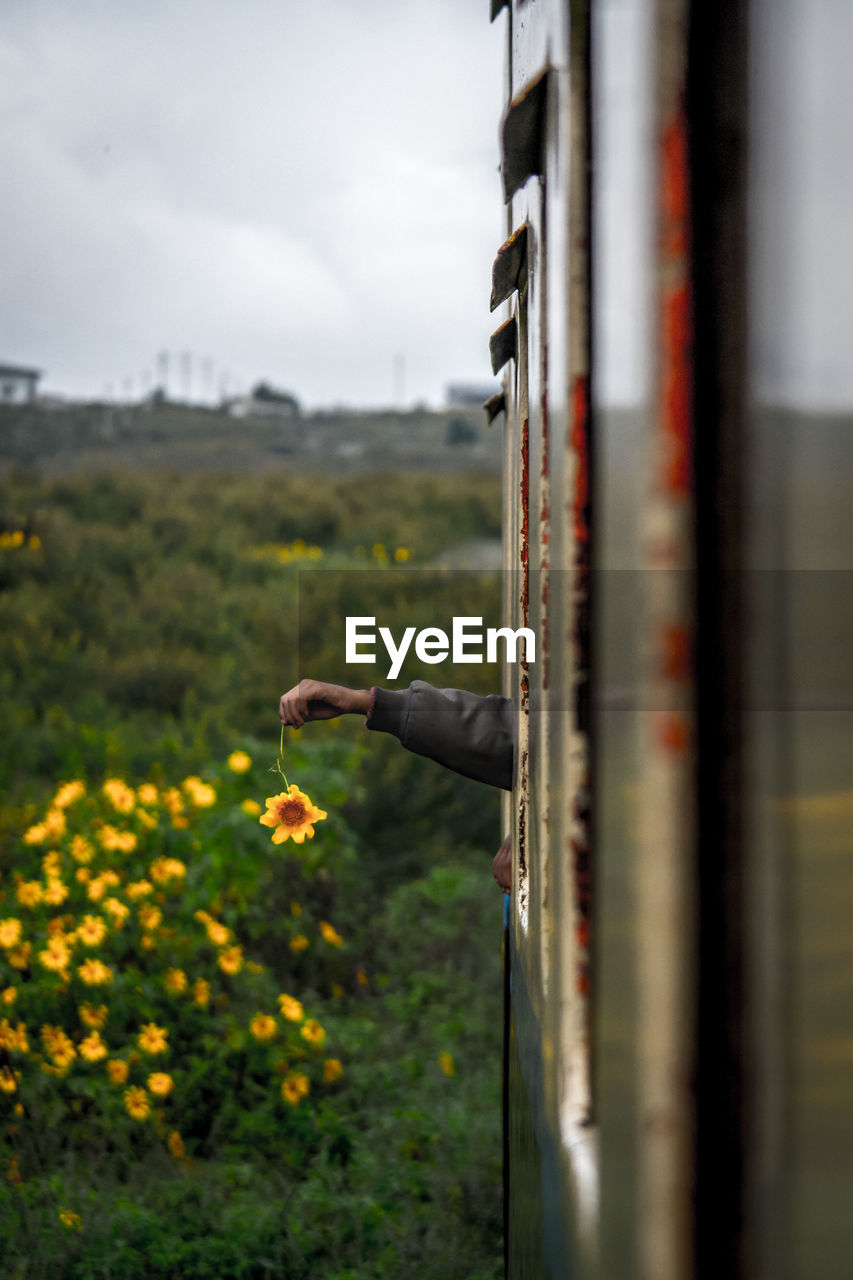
top-left (279, 679), bottom-right (371, 727)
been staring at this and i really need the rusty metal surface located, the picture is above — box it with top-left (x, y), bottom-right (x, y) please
top-left (491, 224), bottom-right (530, 312)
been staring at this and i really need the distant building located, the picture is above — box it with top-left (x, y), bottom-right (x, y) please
top-left (445, 382), bottom-right (500, 408)
top-left (0, 363), bottom-right (41, 404)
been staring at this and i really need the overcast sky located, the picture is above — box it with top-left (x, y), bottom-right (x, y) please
top-left (1, 0), bottom-right (504, 408)
top-left (2, 0), bottom-right (850, 412)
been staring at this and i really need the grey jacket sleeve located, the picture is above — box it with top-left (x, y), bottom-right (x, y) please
top-left (365, 680), bottom-right (515, 790)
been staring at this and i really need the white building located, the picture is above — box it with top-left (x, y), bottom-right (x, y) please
top-left (0, 364), bottom-right (41, 404)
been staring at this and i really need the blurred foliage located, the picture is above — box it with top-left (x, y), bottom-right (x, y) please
top-left (0, 466), bottom-right (504, 1277)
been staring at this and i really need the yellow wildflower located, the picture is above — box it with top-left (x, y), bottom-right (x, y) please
top-left (148, 1072), bottom-right (174, 1097)
top-left (43, 878), bottom-right (69, 907)
top-left (319, 921), bottom-right (343, 948)
top-left (77, 958), bottom-right (113, 986)
top-left (76, 867), bottom-right (91, 883)
top-left (107, 1059), bottom-right (129, 1085)
top-left (102, 778), bottom-right (136, 813)
top-left (300, 1020), bottom-right (326, 1048)
top-left (182, 776), bottom-right (216, 807)
top-left (249, 1013), bottom-right (277, 1042)
top-left (281, 1072), bottom-right (310, 1105)
top-left (227, 750), bottom-right (252, 773)
top-left (104, 897), bottom-right (130, 926)
top-left (162, 787), bottom-right (184, 817)
top-left (167, 1130), bottom-right (186, 1158)
top-left (8, 943), bottom-right (31, 971)
top-left (28, 533), bottom-right (41, 551)
top-left (138, 905), bottom-right (162, 932)
top-left (0, 1066), bottom-right (20, 1095)
top-left (77, 915), bottom-right (107, 947)
top-left (439, 1052), bottom-right (455, 1077)
top-left (22, 821), bottom-right (49, 845)
top-left (356, 968), bottom-right (369, 987)
top-left (59, 1208), bottom-right (82, 1230)
top-left (2, 988), bottom-right (17, 1006)
top-left (79, 1003), bottom-right (108, 1029)
top-left (0, 1020), bottom-right (28, 1052)
top-left (259, 785), bottom-right (326, 845)
top-left (323, 1058), bottom-right (344, 1083)
top-left (191, 978), bottom-right (210, 1008)
top-left (42, 850), bottom-right (62, 877)
top-left (98, 825), bottom-right (137, 853)
top-left (137, 783), bottom-right (159, 806)
top-left (205, 920), bottom-right (230, 946)
top-left (53, 780), bottom-right (85, 809)
top-left (277, 994), bottom-right (303, 1022)
top-left (137, 1023), bottom-right (169, 1054)
top-left (0, 919), bottom-right (22, 950)
top-left (79, 1031), bottom-right (108, 1063)
top-left (42, 1025), bottom-right (76, 1071)
top-left (241, 798), bottom-right (261, 816)
top-left (394, 546), bottom-right (411, 562)
top-left (164, 968), bottom-right (187, 994)
top-left (150, 857), bottom-right (186, 885)
top-left (16, 881), bottom-right (43, 908)
top-left (137, 809), bottom-right (157, 830)
top-left (70, 835), bottom-right (94, 864)
top-left (44, 809), bottom-right (67, 839)
top-left (124, 1086), bottom-right (151, 1120)
top-left (39, 937), bottom-right (72, 973)
top-left (290, 902), bottom-right (302, 917)
top-left (218, 945), bottom-right (243, 975)
top-left (289, 935), bottom-right (309, 954)
top-left (126, 880), bottom-right (153, 900)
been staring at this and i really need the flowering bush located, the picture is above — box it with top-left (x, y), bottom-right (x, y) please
top-left (0, 751), bottom-right (354, 1176)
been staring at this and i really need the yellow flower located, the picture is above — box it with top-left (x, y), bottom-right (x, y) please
top-left (439, 1052), bottom-right (455, 1077)
top-left (150, 856), bottom-right (187, 885)
top-left (8, 943), bottom-right (31, 971)
top-left (138, 1023), bottom-right (169, 1054)
top-left (77, 915), bottom-right (108, 947)
top-left (43, 878), bottom-right (68, 907)
top-left (0, 1020), bottom-right (28, 1052)
top-left (148, 1072), bottom-right (174, 1097)
top-left (192, 979), bottom-right (210, 1008)
top-left (0, 919), bottom-right (23, 949)
top-left (290, 901), bottom-right (302, 917)
top-left (79, 1003), bottom-right (108, 1029)
top-left (137, 783), bottom-right (159, 806)
top-left (281, 1072), bottom-right (310, 1105)
top-left (289, 935), bottom-right (309, 954)
top-left (76, 867), bottom-right (91, 883)
top-left (164, 968), bottom-right (187, 994)
top-left (167, 1130), bottom-right (186, 1158)
top-left (23, 809), bottom-right (66, 845)
top-left (394, 546), bottom-right (411, 562)
top-left (277, 994), bottom-right (304, 1022)
top-left (42, 1025), bottom-right (76, 1070)
top-left (259, 785), bottom-right (327, 845)
top-left (2, 988), bottom-right (17, 1006)
top-left (98, 825), bottom-right (137, 853)
top-left (59, 1208), bottom-right (82, 1231)
top-left (28, 533), bottom-right (42, 551)
top-left (138, 905), bottom-right (162, 932)
top-left (42, 850), bottom-right (62, 877)
top-left (323, 1058), bottom-right (344, 1083)
top-left (205, 920), bottom-right (230, 946)
top-left (227, 751), bottom-right (252, 773)
top-left (53, 780), bottom-right (85, 809)
top-left (70, 835), bottom-right (94, 864)
top-left (39, 937), bottom-right (72, 973)
top-left (16, 881), bottom-right (43, 908)
top-left (300, 1019), bottom-right (326, 1048)
top-left (124, 1086), bottom-right (151, 1120)
top-left (79, 1031), bottom-right (108, 1063)
top-left (104, 897), bottom-right (130, 926)
top-left (356, 968), bottom-right (369, 987)
top-left (218, 945), bottom-right (243, 975)
top-left (137, 809), bottom-right (157, 830)
top-left (162, 787), bottom-right (184, 817)
top-left (319, 921), bottom-right (343, 948)
top-left (107, 1059), bottom-right (129, 1085)
top-left (102, 778), bottom-right (136, 813)
top-left (182, 776), bottom-right (216, 807)
top-left (77, 958), bottom-right (113, 986)
top-left (126, 880), bottom-right (153, 900)
top-left (249, 1013), bottom-right (277, 1042)
top-left (241, 798), bottom-right (261, 816)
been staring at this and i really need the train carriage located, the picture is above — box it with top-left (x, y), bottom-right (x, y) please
top-left (490, 1), bottom-right (853, 1277)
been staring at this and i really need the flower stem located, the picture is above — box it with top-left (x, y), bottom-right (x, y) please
top-left (275, 725), bottom-right (290, 791)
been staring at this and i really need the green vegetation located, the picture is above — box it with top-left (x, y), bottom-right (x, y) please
top-left (0, 460), bottom-right (504, 1278)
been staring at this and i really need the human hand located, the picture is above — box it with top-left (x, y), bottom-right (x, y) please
top-left (279, 679), bottom-right (371, 728)
top-left (492, 834), bottom-right (512, 892)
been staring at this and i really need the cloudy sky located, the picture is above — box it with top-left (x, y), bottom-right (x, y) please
top-left (1, 0), bottom-right (504, 408)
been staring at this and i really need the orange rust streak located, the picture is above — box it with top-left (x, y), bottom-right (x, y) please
top-left (655, 711), bottom-right (690, 754)
top-left (661, 624), bottom-right (691, 682)
top-left (662, 284), bottom-right (691, 498)
top-left (661, 108), bottom-right (689, 259)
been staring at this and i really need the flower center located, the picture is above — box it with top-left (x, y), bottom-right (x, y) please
top-left (277, 798), bottom-right (307, 826)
